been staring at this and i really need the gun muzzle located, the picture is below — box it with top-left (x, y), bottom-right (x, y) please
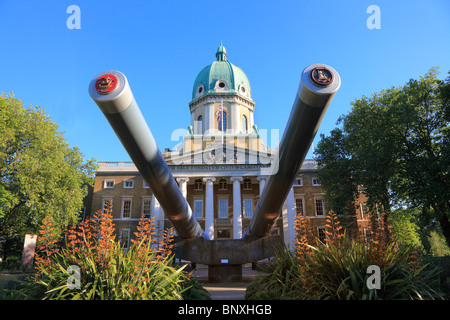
top-left (244, 64), bottom-right (341, 240)
top-left (89, 71), bottom-right (206, 240)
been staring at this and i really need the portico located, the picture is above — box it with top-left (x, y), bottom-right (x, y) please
top-left (170, 170), bottom-right (273, 241)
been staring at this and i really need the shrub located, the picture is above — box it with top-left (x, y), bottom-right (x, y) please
top-left (0, 256), bottom-right (21, 271)
top-left (11, 203), bottom-right (191, 300)
top-left (181, 277), bottom-right (211, 300)
top-left (427, 231), bottom-right (450, 256)
top-left (302, 238), bottom-right (444, 300)
top-left (246, 211), bottom-right (446, 300)
top-left (245, 246), bottom-right (302, 300)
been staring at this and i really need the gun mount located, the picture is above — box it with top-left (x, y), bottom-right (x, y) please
top-left (89, 64), bottom-right (340, 282)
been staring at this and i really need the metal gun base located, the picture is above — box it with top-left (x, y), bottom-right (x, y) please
top-left (174, 236), bottom-right (283, 283)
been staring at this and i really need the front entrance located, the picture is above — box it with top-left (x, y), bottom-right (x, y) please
top-left (216, 228), bottom-right (232, 239)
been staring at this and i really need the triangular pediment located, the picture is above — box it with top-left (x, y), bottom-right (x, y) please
top-left (164, 140), bottom-right (276, 167)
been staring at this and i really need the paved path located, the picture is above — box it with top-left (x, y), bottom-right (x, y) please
top-left (191, 264), bottom-right (259, 300)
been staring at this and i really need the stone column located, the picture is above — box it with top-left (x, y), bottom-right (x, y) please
top-left (190, 112), bottom-right (195, 132)
top-left (282, 187), bottom-right (296, 249)
top-left (249, 111), bottom-right (254, 129)
top-left (231, 102), bottom-right (239, 134)
top-left (208, 102), bottom-right (215, 133)
top-left (176, 177), bottom-right (189, 199)
top-left (230, 176), bottom-right (243, 239)
top-left (203, 177), bottom-right (216, 240)
top-left (257, 176), bottom-right (266, 197)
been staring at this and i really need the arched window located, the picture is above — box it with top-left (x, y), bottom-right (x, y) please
top-left (242, 115), bottom-right (248, 133)
top-left (218, 111), bottom-right (227, 132)
top-left (197, 115), bottom-right (203, 134)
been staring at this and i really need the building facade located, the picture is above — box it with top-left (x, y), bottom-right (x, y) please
top-left (84, 44), bottom-right (370, 250)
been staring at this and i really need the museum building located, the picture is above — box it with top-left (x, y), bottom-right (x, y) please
top-left (83, 44), bottom-right (370, 249)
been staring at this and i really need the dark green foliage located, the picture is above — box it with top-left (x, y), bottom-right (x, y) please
top-left (246, 241), bottom-right (446, 300)
top-left (245, 247), bottom-right (302, 300)
top-left (181, 277), bottom-right (212, 300)
top-left (0, 93), bottom-right (97, 259)
top-left (315, 68), bottom-right (450, 247)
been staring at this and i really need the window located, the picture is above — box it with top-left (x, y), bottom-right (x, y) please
top-left (312, 177), bottom-right (321, 186)
top-left (218, 111), bottom-right (227, 132)
top-left (216, 80), bottom-right (228, 90)
top-left (315, 199), bottom-right (325, 216)
top-left (295, 198), bottom-right (304, 215)
top-left (218, 178), bottom-right (227, 190)
top-left (294, 178), bottom-right (303, 186)
top-left (239, 85), bottom-right (247, 96)
top-left (196, 85), bottom-right (205, 98)
top-left (219, 199), bottom-right (228, 218)
top-left (119, 228), bottom-right (130, 249)
top-left (124, 179), bottom-right (134, 188)
top-left (104, 180), bottom-right (115, 189)
top-left (142, 199), bottom-right (152, 218)
top-left (197, 115), bottom-right (203, 134)
top-left (242, 115), bottom-right (248, 133)
top-left (143, 180), bottom-right (149, 189)
top-left (360, 202), bottom-right (368, 219)
top-left (318, 227), bottom-right (327, 244)
top-left (363, 228), bottom-right (373, 241)
top-left (243, 198), bottom-right (253, 218)
top-left (122, 199), bottom-right (132, 218)
top-left (194, 200), bottom-right (203, 218)
top-left (194, 179), bottom-right (203, 190)
top-left (243, 178), bottom-right (252, 190)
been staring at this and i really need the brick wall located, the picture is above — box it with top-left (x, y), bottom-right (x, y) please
top-left (86, 168), bottom-right (370, 246)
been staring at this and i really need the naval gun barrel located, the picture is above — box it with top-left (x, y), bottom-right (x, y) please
top-left (244, 64), bottom-right (341, 240)
top-left (89, 71), bottom-right (206, 240)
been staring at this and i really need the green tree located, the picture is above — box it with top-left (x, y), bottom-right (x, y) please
top-left (0, 93), bottom-right (97, 259)
top-left (315, 67), bottom-right (450, 247)
top-left (314, 128), bottom-right (358, 217)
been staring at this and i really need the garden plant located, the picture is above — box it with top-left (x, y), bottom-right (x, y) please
top-left (8, 202), bottom-right (208, 300)
top-left (246, 211), bottom-right (446, 300)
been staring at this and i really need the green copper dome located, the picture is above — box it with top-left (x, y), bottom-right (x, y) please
top-left (192, 43), bottom-right (252, 100)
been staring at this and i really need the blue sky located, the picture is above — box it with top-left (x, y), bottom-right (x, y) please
top-left (1, 0), bottom-right (449, 162)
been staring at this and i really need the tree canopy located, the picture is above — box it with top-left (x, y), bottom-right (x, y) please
top-left (0, 93), bottom-right (97, 258)
top-left (315, 67), bottom-right (450, 248)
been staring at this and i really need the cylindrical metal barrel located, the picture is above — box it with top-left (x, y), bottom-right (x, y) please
top-left (244, 64), bottom-right (341, 240)
top-left (89, 71), bottom-right (206, 240)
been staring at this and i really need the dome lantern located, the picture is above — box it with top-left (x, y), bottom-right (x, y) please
top-left (191, 43), bottom-right (252, 100)
top-left (216, 42), bottom-right (227, 61)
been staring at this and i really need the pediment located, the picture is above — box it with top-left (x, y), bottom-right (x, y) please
top-left (164, 141), bottom-right (276, 167)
